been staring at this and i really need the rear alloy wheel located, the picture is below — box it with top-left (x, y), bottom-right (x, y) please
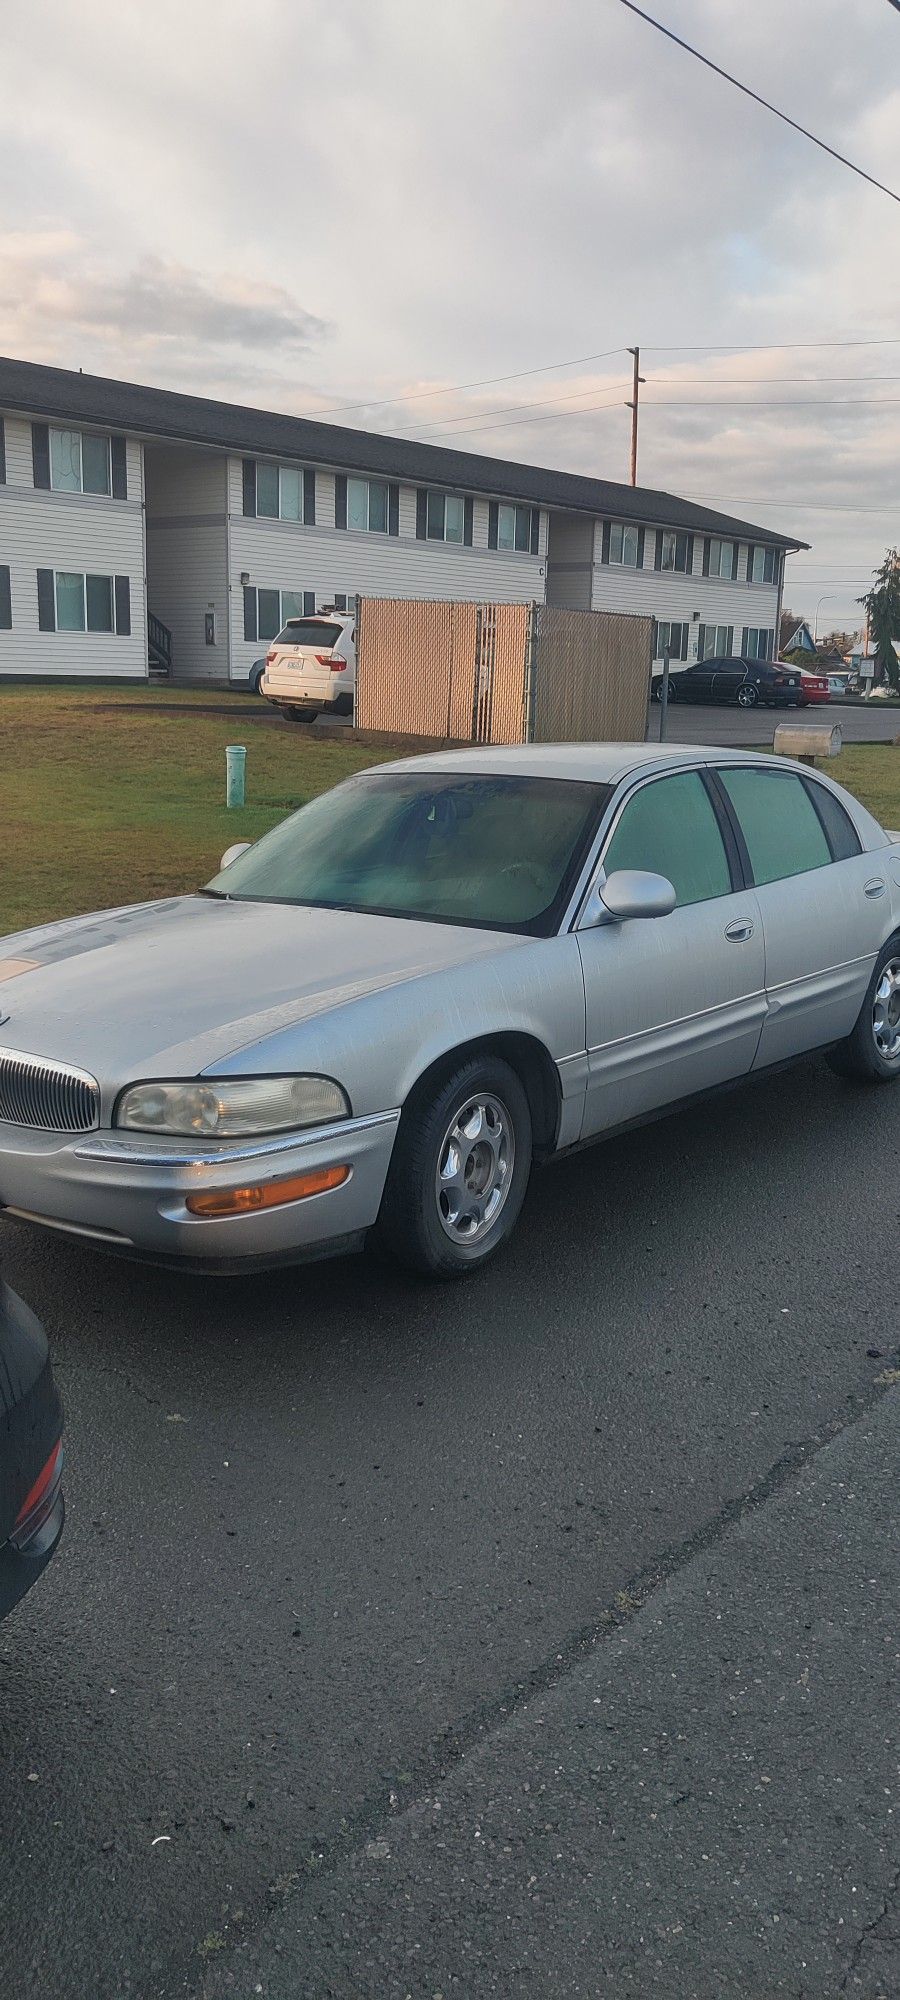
top-left (828, 940), bottom-right (900, 1083)
top-left (374, 1055), bottom-right (533, 1276)
top-left (737, 684), bottom-right (759, 708)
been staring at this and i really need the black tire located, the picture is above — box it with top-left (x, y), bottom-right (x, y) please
top-left (651, 680), bottom-right (662, 703)
top-left (737, 684), bottom-right (759, 709)
top-left (827, 936), bottom-right (900, 1084)
top-left (250, 667), bottom-right (265, 696)
top-left (282, 707), bottom-right (318, 725)
top-left (374, 1055), bottom-right (533, 1277)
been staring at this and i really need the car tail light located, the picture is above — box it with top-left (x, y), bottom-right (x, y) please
top-left (10, 1439), bottom-right (63, 1551)
top-left (266, 650), bottom-right (276, 665)
top-left (329, 655), bottom-right (348, 674)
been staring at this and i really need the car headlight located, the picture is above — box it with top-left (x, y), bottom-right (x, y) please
top-left (115, 1075), bottom-right (350, 1138)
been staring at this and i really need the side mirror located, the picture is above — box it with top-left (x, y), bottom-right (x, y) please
top-left (580, 868), bottom-right (676, 928)
top-left (219, 841), bottom-right (252, 870)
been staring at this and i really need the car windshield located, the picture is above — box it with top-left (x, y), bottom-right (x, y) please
top-left (206, 771), bottom-right (610, 934)
top-left (275, 619), bottom-right (342, 647)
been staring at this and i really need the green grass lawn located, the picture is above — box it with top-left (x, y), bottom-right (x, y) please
top-left (2, 685), bottom-right (899, 936)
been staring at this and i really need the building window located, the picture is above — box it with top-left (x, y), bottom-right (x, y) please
top-left (654, 620), bottom-right (689, 661)
top-left (244, 584), bottom-right (317, 642)
top-left (49, 428), bottom-right (111, 496)
top-left (425, 491), bottom-right (465, 543)
top-left (607, 521), bottom-right (642, 567)
top-left (699, 623), bottom-right (734, 659)
top-left (657, 529), bottom-right (691, 574)
top-left (348, 477), bottom-right (389, 533)
top-left (256, 462), bottom-right (304, 521)
top-left (497, 502), bottom-right (532, 552)
top-left (749, 544), bottom-right (776, 584)
top-left (742, 627), bottom-right (775, 660)
top-left (706, 537), bottom-right (737, 580)
top-left (54, 571), bottom-right (114, 632)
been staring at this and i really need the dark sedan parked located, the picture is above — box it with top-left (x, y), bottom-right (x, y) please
top-left (0, 1271), bottom-right (64, 1621)
top-left (652, 657), bottom-right (802, 709)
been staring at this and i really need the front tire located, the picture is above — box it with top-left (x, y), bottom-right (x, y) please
top-left (374, 1056), bottom-right (533, 1277)
top-left (827, 938), bottom-right (900, 1083)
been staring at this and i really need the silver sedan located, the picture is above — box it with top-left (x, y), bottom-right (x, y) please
top-left (1, 743), bottom-right (899, 1278)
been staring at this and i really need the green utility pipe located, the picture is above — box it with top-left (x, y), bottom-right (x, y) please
top-left (226, 744), bottom-right (246, 809)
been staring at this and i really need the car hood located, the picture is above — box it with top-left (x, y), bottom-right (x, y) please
top-left (0, 896), bottom-right (516, 1083)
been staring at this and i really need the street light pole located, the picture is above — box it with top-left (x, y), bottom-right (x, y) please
top-left (813, 592), bottom-right (846, 643)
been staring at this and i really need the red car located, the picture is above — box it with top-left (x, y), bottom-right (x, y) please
top-left (798, 669), bottom-right (831, 704)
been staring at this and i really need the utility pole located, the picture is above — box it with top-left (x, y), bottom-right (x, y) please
top-left (626, 345), bottom-right (645, 486)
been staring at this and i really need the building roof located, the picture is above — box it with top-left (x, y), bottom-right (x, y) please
top-left (0, 354), bottom-right (807, 550)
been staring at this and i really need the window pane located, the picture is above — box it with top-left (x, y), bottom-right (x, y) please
top-left (720, 769), bottom-right (831, 885)
top-left (368, 481), bottom-right (388, 533)
top-left (426, 490), bottom-right (445, 540)
top-left (515, 506), bottom-right (530, 552)
top-left (85, 574), bottom-right (113, 631)
top-left (622, 524), bottom-right (639, 567)
top-left (82, 433), bottom-right (110, 495)
top-left (445, 494), bottom-right (464, 543)
top-left (497, 503), bottom-right (516, 551)
top-left (257, 463), bottom-right (279, 517)
top-left (279, 466), bottom-right (302, 520)
top-left (257, 588), bottom-right (281, 640)
top-left (280, 590), bottom-right (305, 622)
top-left (806, 782), bottom-right (861, 862)
top-left (50, 429), bottom-right (81, 492)
top-left (604, 772), bottom-right (731, 908)
top-left (56, 572), bottom-right (85, 630)
top-left (347, 478), bottom-right (369, 532)
top-left (751, 545), bottom-right (764, 583)
top-left (660, 531), bottom-right (676, 570)
top-left (608, 522), bottom-right (623, 563)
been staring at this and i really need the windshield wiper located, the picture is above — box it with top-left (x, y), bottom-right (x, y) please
top-left (196, 886), bottom-right (229, 899)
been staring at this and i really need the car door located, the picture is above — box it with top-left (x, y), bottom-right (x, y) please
top-left (576, 768), bottom-right (766, 1136)
top-left (714, 765), bottom-right (888, 1065)
top-left (710, 659), bottom-right (745, 705)
top-left (679, 660), bottom-right (715, 702)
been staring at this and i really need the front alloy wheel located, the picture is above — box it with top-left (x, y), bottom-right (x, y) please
top-left (435, 1094), bottom-right (515, 1244)
top-left (872, 957), bottom-right (900, 1064)
top-left (374, 1055), bottom-right (533, 1276)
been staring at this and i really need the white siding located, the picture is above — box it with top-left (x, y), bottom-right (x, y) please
top-left (0, 415), bottom-right (146, 679)
top-left (145, 446), bottom-right (228, 682)
top-left (590, 520), bottom-right (779, 662)
top-left (226, 458), bottom-right (546, 680)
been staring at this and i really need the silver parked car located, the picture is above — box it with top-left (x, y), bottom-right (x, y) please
top-left (1, 744), bottom-right (899, 1278)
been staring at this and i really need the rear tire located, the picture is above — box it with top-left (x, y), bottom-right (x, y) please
top-left (282, 707), bottom-right (318, 725)
top-left (374, 1055), bottom-right (533, 1277)
top-left (737, 684), bottom-right (759, 709)
top-left (827, 937), bottom-right (900, 1083)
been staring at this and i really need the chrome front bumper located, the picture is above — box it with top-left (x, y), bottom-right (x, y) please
top-left (0, 1110), bottom-right (400, 1271)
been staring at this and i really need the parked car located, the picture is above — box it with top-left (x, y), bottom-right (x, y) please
top-left (0, 1271), bottom-right (64, 1621)
top-left (1, 745), bottom-right (898, 1281)
top-left (828, 673), bottom-right (852, 698)
top-left (798, 668), bottom-right (832, 705)
top-left (652, 658), bottom-right (802, 708)
top-left (260, 609), bottom-right (356, 723)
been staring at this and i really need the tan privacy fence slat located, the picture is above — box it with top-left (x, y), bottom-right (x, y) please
top-left (356, 597), bottom-right (652, 746)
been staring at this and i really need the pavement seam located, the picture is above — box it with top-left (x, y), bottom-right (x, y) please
top-left (204, 1353), bottom-right (900, 1991)
top-left (838, 1860), bottom-right (900, 1992)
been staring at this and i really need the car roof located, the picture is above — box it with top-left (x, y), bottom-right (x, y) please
top-left (368, 742), bottom-right (786, 785)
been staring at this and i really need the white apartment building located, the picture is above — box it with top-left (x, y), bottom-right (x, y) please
top-left (0, 356), bottom-right (805, 684)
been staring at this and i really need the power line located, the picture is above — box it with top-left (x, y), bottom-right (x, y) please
top-left (645, 395), bottom-right (900, 407)
top-left (389, 394), bottom-right (630, 441)
top-left (307, 347), bottom-right (628, 418)
top-left (390, 379), bottom-right (633, 436)
top-left (684, 491), bottom-right (900, 514)
top-left (618, 1), bottom-right (900, 205)
top-left (646, 374), bottom-right (900, 385)
top-left (646, 338), bottom-right (900, 351)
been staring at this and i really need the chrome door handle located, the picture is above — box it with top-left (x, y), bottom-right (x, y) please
top-left (724, 919), bottom-right (754, 942)
top-left (864, 878), bottom-right (887, 898)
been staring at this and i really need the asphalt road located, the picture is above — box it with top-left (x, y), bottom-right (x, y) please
top-left (2, 1054), bottom-right (899, 1997)
top-left (647, 698), bottom-right (900, 746)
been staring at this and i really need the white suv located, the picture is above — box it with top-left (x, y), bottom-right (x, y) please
top-left (260, 607), bottom-right (356, 724)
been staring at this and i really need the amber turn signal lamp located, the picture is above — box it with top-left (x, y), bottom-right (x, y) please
top-left (186, 1165), bottom-right (350, 1218)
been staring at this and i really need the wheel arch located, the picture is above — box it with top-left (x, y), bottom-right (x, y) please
top-left (400, 1031), bottom-right (562, 1158)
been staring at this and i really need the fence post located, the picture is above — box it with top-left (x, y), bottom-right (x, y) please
top-left (525, 603), bottom-right (539, 742)
top-left (658, 647), bottom-right (671, 742)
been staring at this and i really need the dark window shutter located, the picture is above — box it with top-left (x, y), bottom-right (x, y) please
top-left (637, 525), bottom-right (645, 567)
top-left (0, 417), bottom-right (6, 484)
top-left (0, 565), bottom-right (10, 629)
top-left (488, 502), bottom-right (499, 550)
top-left (388, 483), bottom-right (399, 536)
top-left (415, 489), bottom-right (427, 540)
top-left (741, 627), bottom-right (750, 654)
top-left (242, 459), bottom-right (257, 517)
top-left (731, 542), bottom-right (740, 581)
top-left (725, 626), bottom-right (734, 654)
top-left (746, 544), bottom-right (755, 583)
top-left (303, 589), bottom-right (316, 615)
top-left (463, 496), bottom-right (473, 546)
top-left (37, 568), bottom-right (55, 630)
top-left (601, 521), bottom-right (610, 564)
top-left (530, 507), bottom-right (540, 556)
top-left (685, 533), bottom-right (694, 576)
top-left (334, 474), bottom-right (347, 529)
top-left (303, 469), bottom-right (316, 525)
top-left (114, 575), bottom-right (131, 635)
top-left (110, 436), bottom-right (127, 499)
top-left (654, 530), bottom-right (663, 572)
top-left (243, 586), bottom-right (257, 642)
top-left (702, 538), bottom-right (711, 577)
top-left (32, 423), bottom-right (51, 489)
top-left (697, 624), bottom-right (705, 660)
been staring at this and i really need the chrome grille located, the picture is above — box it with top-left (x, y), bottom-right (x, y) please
top-left (0, 1047), bottom-right (100, 1134)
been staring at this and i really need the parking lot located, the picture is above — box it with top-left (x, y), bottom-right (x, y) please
top-left (2, 1047), bottom-right (899, 1997)
top-left (647, 697), bottom-right (900, 746)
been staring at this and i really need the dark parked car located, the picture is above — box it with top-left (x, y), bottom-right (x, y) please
top-left (0, 1271), bottom-right (64, 1621)
top-left (652, 657), bottom-right (802, 709)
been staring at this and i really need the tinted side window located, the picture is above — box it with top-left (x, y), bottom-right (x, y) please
top-left (603, 772), bottom-right (732, 908)
top-left (804, 781), bottom-right (862, 862)
top-left (720, 769), bottom-right (831, 885)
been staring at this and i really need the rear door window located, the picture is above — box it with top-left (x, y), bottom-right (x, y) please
top-left (603, 771), bottom-right (732, 908)
top-left (804, 780), bottom-right (862, 861)
top-left (719, 768), bottom-right (831, 885)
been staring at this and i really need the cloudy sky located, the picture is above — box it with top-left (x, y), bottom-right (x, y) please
top-left (4, 0), bottom-right (900, 630)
